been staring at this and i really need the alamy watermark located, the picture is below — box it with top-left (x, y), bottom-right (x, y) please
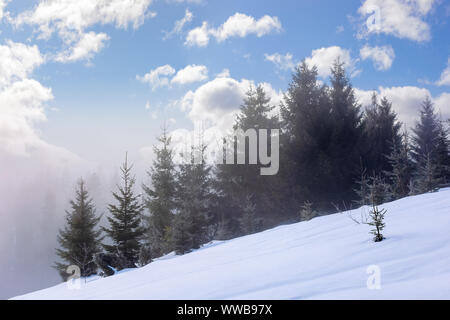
top-left (366, 265), bottom-right (381, 290)
top-left (173, 128), bottom-right (280, 176)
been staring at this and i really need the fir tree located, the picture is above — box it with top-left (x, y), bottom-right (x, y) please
top-left (435, 121), bottom-right (450, 183)
top-left (214, 85), bottom-right (282, 237)
top-left (54, 179), bottom-right (103, 280)
top-left (415, 153), bottom-right (441, 193)
top-left (103, 153), bottom-right (144, 269)
top-left (362, 93), bottom-right (402, 176)
top-left (173, 208), bottom-right (194, 255)
top-left (174, 140), bottom-right (211, 253)
top-left (143, 127), bottom-right (177, 257)
top-left (411, 97), bottom-right (440, 168)
top-left (239, 194), bottom-right (259, 235)
top-left (384, 130), bottom-right (413, 200)
top-left (368, 204), bottom-right (386, 242)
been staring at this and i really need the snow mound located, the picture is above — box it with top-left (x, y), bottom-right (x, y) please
top-left (12, 190), bottom-right (450, 300)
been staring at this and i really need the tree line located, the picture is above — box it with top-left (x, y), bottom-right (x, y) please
top-left (54, 59), bottom-right (450, 279)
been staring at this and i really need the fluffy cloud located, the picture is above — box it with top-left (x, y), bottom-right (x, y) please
top-left (185, 13), bottom-right (282, 47)
top-left (264, 53), bottom-right (297, 71)
top-left (305, 46), bottom-right (360, 78)
top-left (137, 64), bottom-right (176, 90)
top-left (137, 64), bottom-right (209, 89)
top-left (355, 85), bottom-right (450, 128)
top-left (357, 0), bottom-right (435, 42)
top-left (177, 76), bottom-right (282, 129)
top-left (360, 45), bottom-right (395, 71)
top-left (436, 57), bottom-right (450, 86)
top-left (163, 9), bottom-right (193, 40)
top-left (171, 64), bottom-right (208, 85)
top-left (13, 0), bottom-right (154, 62)
top-left (0, 40), bottom-right (44, 86)
top-left (0, 0), bottom-right (8, 22)
top-left (0, 41), bottom-right (80, 163)
top-left (55, 32), bottom-right (110, 63)
top-left (216, 69), bottom-right (231, 78)
top-left (166, 76), bottom-right (283, 164)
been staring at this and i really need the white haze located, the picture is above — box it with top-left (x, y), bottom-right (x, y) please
top-left (0, 150), bottom-right (154, 299)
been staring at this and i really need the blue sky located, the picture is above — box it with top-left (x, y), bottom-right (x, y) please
top-left (0, 0), bottom-right (449, 170)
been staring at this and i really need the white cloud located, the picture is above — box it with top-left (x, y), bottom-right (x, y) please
top-left (171, 64), bottom-right (208, 85)
top-left (137, 64), bottom-right (176, 90)
top-left (166, 76), bottom-right (282, 164)
top-left (216, 69), bottom-right (230, 78)
top-left (0, 40), bottom-right (44, 86)
top-left (0, 40), bottom-right (80, 163)
top-left (357, 0), bottom-right (435, 42)
top-left (185, 22), bottom-right (211, 47)
top-left (55, 32), bottom-right (110, 63)
top-left (138, 64), bottom-right (209, 89)
top-left (264, 52), bottom-right (297, 71)
top-left (177, 76), bottom-right (282, 128)
top-left (305, 46), bottom-right (360, 78)
top-left (436, 57), bottom-right (450, 86)
top-left (163, 9), bottom-right (193, 40)
top-left (0, 0), bottom-right (8, 22)
top-left (185, 13), bottom-right (282, 47)
top-left (360, 45), bottom-right (395, 71)
top-left (355, 85), bottom-right (450, 128)
top-left (13, 0), bottom-right (154, 62)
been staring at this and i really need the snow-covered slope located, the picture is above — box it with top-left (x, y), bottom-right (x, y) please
top-left (12, 189), bottom-right (450, 300)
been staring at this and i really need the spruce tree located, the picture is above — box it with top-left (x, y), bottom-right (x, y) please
top-left (280, 61), bottom-right (326, 211)
top-left (214, 85), bottom-right (282, 237)
top-left (327, 59), bottom-right (364, 206)
top-left (411, 97), bottom-right (440, 168)
top-left (174, 140), bottom-right (211, 253)
top-left (384, 130), bottom-right (413, 199)
top-left (143, 127), bottom-right (177, 257)
top-left (103, 153), bottom-right (144, 269)
top-left (435, 121), bottom-right (450, 183)
top-left (362, 93), bottom-right (402, 176)
top-left (239, 194), bottom-right (259, 235)
top-left (415, 153), bottom-right (441, 193)
top-left (54, 179), bottom-right (103, 280)
top-left (368, 204), bottom-right (386, 242)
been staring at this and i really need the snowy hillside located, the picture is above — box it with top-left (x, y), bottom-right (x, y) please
top-left (12, 189), bottom-right (450, 300)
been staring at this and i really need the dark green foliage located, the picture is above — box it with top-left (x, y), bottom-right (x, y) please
top-left (362, 93), bottom-right (402, 176)
top-left (384, 131), bottom-right (413, 199)
top-left (435, 121), bottom-right (450, 183)
top-left (173, 141), bottom-right (212, 254)
top-left (143, 127), bottom-right (177, 257)
top-left (281, 59), bottom-right (364, 211)
top-left (214, 85), bottom-right (283, 238)
top-left (103, 153), bottom-right (144, 269)
top-left (173, 208), bottom-right (194, 255)
top-left (368, 204), bottom-right (386, 242)
top-left (239, 195), bottom-right (259, 234)
top-left (411, 97), bottom-right (440, 167)
top-left (54, 179), bottom-right (103, 280)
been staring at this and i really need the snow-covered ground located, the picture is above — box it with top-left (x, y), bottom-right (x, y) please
top-left (12, 189), bottom-right (450, 300)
